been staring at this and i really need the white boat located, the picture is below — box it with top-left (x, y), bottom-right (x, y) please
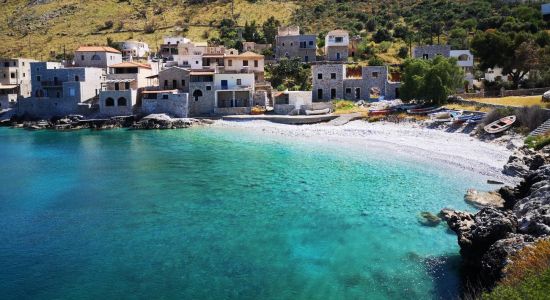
top-left (484, 116), bottom-right (517, 134)
top-left (305, 108), bottom-right (331, 115)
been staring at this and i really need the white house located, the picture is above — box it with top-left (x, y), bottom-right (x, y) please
top-left (119, 41), bottom-right (150, 60)
top-left (325, 30), bottom-right (350, 61)
top-left (450, 50), bottom-right (475, 90)
top-left (0, 58), bottom-right (36, 109)
top-left (274, 91), bottom-right (312, 115)
top-left (214, 73), bottom-right (255, 114)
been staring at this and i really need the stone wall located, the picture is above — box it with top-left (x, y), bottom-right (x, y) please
top-left (188, 82), bottom-right (215, 116)
top-left (142, 93), bottom-right (189, 118)
top-left (17, 97), bottom-right (78, 118)
top-left (275, 35), bottom-right (317, 62)
top-left (326, 46), bottom-right (349, 61)
top-left (99, 90), bottom-right (135, 117)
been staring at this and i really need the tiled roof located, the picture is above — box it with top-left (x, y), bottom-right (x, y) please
top-left (327, 29), bottom-right (349, 36)
top-left (225, 51), bottom-right (264, 58)
top-left (109, 62), bottom-right (152, 69)
top-left (76, 46), bottom-right (121, 54)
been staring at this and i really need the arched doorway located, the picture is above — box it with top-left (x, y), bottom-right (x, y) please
top-left (192, 90), bottom-right (203, 101)
top-left (105, 97), bottom-right (115, 106)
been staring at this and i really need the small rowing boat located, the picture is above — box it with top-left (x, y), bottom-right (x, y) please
top-left (407, 106), bottom-right (443, 115)
top-left (369, 109), bottom-right (391, 116)
top-left (305, 108), bottom-right (330, 115)
top-left (484, 115), bottom-right (516, 134)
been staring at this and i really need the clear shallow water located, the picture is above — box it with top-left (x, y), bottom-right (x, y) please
top-left (0, 127), bottom-right (487, 300)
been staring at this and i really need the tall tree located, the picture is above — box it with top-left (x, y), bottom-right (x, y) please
top-left (262, 17), bottom-right (280, 45)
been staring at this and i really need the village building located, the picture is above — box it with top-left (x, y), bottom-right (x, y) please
top-left (118, 41), bottom-right (150, 60)
top-left (273, 91), bottom-right (312, 115)
top-left (98, 62), bottom-right (155, 117)
top-left (17, 62), bottom-right (104, 117)
top-left (222, 51), bottom-right (265, 82)
top-left (0, 58), bottom-right (36, 110)
top-left (213, 72), bottom-right (255, 115)
top-left (413, 45), bottom-right (451, 60)
top-left (73, 46), bottom-right (122, 69)
top-left (160, 37), bottom-right (191, 59)
top-left (242, 42), bottom-right (272, 54)
top-left (141, 90), bottom-right (189, 118)
top-left (325, 30), bottom-right (350, 61)
top-left (312, 63), bottom-right (400, 102)
top-left (275, 26), bottom-right (317, 63)
top-left (348, 36), bottom-right (362, 59)
top-left (174, 42), bottom-right (225, 69)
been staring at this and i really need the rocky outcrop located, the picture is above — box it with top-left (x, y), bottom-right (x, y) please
top-left (132, 114), bottom-right (203, 130)
top-left (442, 145), bottom-right (550, 289)
top-left (503, 146), bottom-right (550, 177)
top-left (464, 189), bottom-right (505, 208)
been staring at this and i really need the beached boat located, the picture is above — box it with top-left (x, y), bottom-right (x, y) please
top-left (305, 108), bottom-right (330, 115)
top-left (407, 107), bottom-right (443, 115)
top-left (369, 109), bottom-right (391, 116)
top-left (453, 113), bottom-right (486, 124)
top-left (430, 111), bottom-right (462, 122)
top-left (484, 116), bottom-right (516, 134)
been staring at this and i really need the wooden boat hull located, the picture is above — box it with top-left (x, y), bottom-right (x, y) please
top-left (369, 109), bottom-right (391, 116)
top-left (484, 116), bottom-right (517, 134)
top-left (305, 108), bottom-right (330, 115)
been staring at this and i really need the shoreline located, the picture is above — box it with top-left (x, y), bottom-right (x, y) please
top-left (211, 119), bottom-right (520, 185)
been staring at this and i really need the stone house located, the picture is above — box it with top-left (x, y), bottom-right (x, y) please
top-left (160, 37), bottom-right (191, 59)
top-left (412, 45), bottom-right (451, 60)
top-left (141, 90), bottom-right (189, 118)
top-left (118, 41), bottom-right (150, 60)
top-left (0, 58), bottom-right (36, 110)
top-left (188, 70), bottom-right (215, 116)
top-left (312, 63), bottom-right (400, 101)
top-left (275, 26), bottom-right (317, 63)
top-left (325, 30), bottom-right (349, 61)
top-left (17, 62), bottom-right (104, 117)
top-left (73, 46), bottom-right (122, 69)
top-left (99, 62), bottom-right (154, 117)
top-left (242, 42), bottom-right (272, 54)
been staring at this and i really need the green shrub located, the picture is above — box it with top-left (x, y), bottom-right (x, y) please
top-left (525, 133), bottom-right (550, 150)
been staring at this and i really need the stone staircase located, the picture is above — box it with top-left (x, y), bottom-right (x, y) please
top-left (529, 118), bottom-right (550, 136)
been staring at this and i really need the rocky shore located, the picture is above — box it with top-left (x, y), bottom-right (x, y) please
top-left (0, 114), bottom-right (211, 130)
top-left (440, 144), bottom-right (550, 291)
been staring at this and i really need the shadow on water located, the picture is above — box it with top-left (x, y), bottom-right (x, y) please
top-left (423, 255), bottom-right (464, 300)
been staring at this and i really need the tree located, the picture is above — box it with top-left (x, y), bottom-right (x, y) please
top-left (368, 56), bottom-right (384, 66)
top-left (471, 30), bottom-right (541, 88)
top-left (400, 56), bottom-right (464, 104)
top-left (266, 57), bottom-right (310, 91)
top-left (243, 21), bottom-right (261, 43)
top-left (372, 28), bottom-right (392, 43)
top-left (262, 17), bottom-right (280, 45)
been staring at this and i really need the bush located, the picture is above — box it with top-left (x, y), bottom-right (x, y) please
top-left (333, 100), bottom-right (355, 111)
top-left (398, 46), bottom-right (408, 58)
top-left (525, 133), bottom-right (550, 150)
top-left (483, 239), bottom-right (550, 300)
top-left (515, 106), bottom-right (548, 131)
top-left (143, 22), bottom-right (155, 34)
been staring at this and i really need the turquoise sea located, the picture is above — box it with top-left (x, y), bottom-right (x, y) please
top-left (0, 127), bottom-right (488, 300)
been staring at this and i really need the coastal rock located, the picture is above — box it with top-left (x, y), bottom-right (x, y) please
top-left (133, 114), bottom-right (201, 130)
top-left (480, 233), bottom-right (536, 284)
top-left (513, 165), bottom-right (550, 237)
top-left (503, 146), bottom-right (550, 177)
top-left (464, 189), bottom-right (505, 208)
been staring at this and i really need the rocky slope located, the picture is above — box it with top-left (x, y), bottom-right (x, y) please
top-left (441, 145), bottom-right (550, 289)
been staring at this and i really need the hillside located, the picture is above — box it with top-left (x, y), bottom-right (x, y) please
top-left (1, 0), bottom-right (548, 63)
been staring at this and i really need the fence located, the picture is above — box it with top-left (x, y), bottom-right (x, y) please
top-left (456, 87), bottom-right (549, 99)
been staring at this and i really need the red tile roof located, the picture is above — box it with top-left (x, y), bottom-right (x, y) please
top-left (76, 46), bottom-right (121, 54)
top-left (109, 62), bottom-right (152, 69)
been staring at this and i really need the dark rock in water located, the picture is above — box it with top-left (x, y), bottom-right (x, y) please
top-left (132, 114), bottom-right (201, 130)
top-left (419, 211), bottom-right (441, 227)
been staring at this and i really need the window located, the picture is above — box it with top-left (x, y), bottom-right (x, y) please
top-left (345, 88), bottom-right (352, 94)
top-left (243, 60), bottom-right (249, 67)
top-left (331, 73), bottom-right (336, 79)
top-left (236, 79), bottom-right (242, 85)
top-left (69, 88), bottom-right (75, 97)
top-left (105, 98), bottom-right (114, 106)
top-left (23, 73), bottom-right (26, 77)
top-left (355, 88), bottom-right (361, 100)
top-left (206, 86), bottom-right (212, 91)
top-left (305, 56), bottom-right (309, 62)
top-left (181, 80), bottom-right (185, 86)
top-left (162, 94), bottom-right (169, 100)
top-left (164, 80), bottom-right (168, 88)
top-left (3, 62), bottom-right (8, 67)
top-left (282, 43), bottom-right (285, 46)
top-left (254, 60), bottom-right (258, 68)
top-left (22, 62), bottom-right (25, 66)
top-left (173, 80), bottom-right (177, 89)
top-left (117, 97), bottom-right (127, 106)
top-left (331, 88), bottom-right (336, 99)
top-left (75, 75), bottom-right (79, 81)
top-left (125, 82), bottom-right (130, 90)
top-left (372, 72), bottom-right (378, 78)
top-left (317, 73), bottom-right (323, 79)
top-left (336, 52), bottom-right (341, 60)
top-left (335, 37), bottom-right (343, 43)
top-left (56, 91), bottom-right (60, 98)
top-left (115, 83), bottom-right (120, 91)
top-left (10, 73), bottom-right (15, 79)
top-left (317, 89), bottom-right (323, 99)
top-left (228, 60), bottom-right (233, 67)
top-left (37, 75), bottom-right (41, 82)
top-left (309, 41), bottom-right (314, 46)
top-left (81, 55), bottom-right (85, 61)
top-left (423, 54), bottom-right (429, 60)
top-left (91, 55), bottom-right (101, 61)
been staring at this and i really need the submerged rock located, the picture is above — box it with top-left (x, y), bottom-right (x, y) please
top-left (133, 114), bottom-right (202, 130)
top-left (464, 189), bottom-right (505, 208)
top-left (418, 211), bottom-right (441, 227)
